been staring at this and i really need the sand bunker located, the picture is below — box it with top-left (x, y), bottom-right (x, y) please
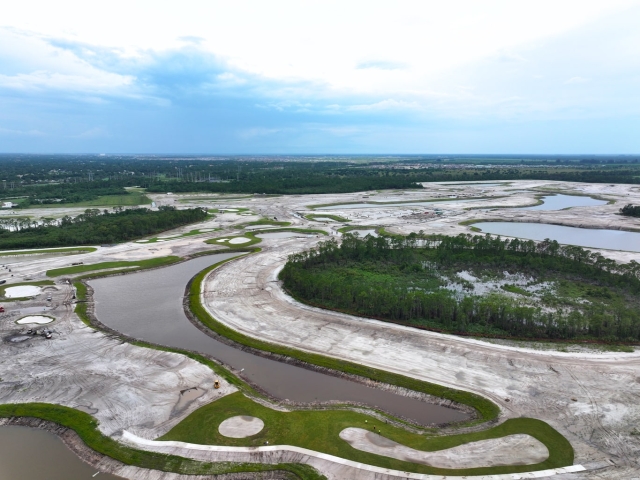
top-left (4, 286), bottom-right (41, 298)
top-left (218, 416), bottom-right (264, 438)
top-left (16, 315), bottom-right (54, 325)
top-left (228, 237), bottom-right (251, 244)
top-left (339, 428), bottom-right (548, 469)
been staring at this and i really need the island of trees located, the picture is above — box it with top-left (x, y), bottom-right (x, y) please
top-left (620, 204), bottom-right (640, 217)
top-left (280, 233), bottom-right (640, 342)
top-left (0, 206), bottom-right (207, 249)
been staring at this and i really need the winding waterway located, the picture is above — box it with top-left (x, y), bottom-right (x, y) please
top-left (89, 253), bottom-right (468, 425)
top-left (473, 222), bottom-right (640, 252)
top-left (0, 426), bottom-right (124, 480)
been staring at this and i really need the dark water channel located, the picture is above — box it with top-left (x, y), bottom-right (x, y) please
top-left (0, 426), bottom-right (124, 480)
top-left (89, 253), bottom-right (468, 425)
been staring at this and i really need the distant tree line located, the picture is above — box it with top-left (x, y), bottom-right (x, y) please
top-left (620, 204), bottom-right (640, 217)
top-left (280, 233), bottom-right (640, 342)
top-left (0, 206), bottom-right (207, 249)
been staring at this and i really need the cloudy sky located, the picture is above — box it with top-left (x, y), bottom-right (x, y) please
top-left (1, 0), bottom-right (639, 153)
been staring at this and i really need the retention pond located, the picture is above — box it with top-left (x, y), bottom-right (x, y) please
top-left (473, 222), bottom-right (640, 252)
top-left (89, 253), bottom-right (468, 426)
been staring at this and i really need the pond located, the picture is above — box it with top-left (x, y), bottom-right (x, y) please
top-left (315, 199), bottom-right (478, 210)
top-left (0, 426), bottom-right (124, 480)
top-left (473, 222), bottom-right (640, 252)
top-left (89, 253), bottom-right (468, 426)
top-left (347, 229), bottom-right (378, 237)
top-left (519, 194), bottom-right (607, 211)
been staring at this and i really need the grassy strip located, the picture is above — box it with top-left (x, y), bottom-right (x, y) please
top-left (0, 247), bottom-right (97, 256)
top-left (137, 228), bottom-right (221, 244)
top-left (250, 228), bottom-right (328, 236)
top-left (33, 194), bottom-right (152, 208)
top-left (305, 214), bottom-right (350, 222)
top-left (47, 256), bottom-right (181, 277)
top-left (0, 280), bottom-right (55, 301)
top-left (0, 404), bottom-right (324, 480)
top-left (163, 392), bottom-right (572, 477)
top-left (188, 263), bottom-right (499, 423)
top-left (241, 219), bottom-right (291, 228)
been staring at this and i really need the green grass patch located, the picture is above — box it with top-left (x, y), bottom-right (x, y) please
top-left (305, 214), bottom-right (350, 222)
top-left (501, 284), bottom-right (532, 296)
top-left (137, 228), bottom-right (221, 243)
top-left (46, 256), bottom-right (181, 277)
top-left (163, 392), bottom-right (571, 476)
top-left (0, 403), bottom-right (324, 479)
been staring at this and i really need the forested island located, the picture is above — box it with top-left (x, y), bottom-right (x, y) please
top-left (0, 206), bottom-right (207, 249)
top-left (280, 233), bottom-right (640, 342)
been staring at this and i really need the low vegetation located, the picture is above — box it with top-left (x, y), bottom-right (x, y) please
top-left (0, 206), bottom-right (207, 250)
top-left (281, 233), bottom-right (640, 342)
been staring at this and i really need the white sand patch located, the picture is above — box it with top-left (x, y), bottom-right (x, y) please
top-left (17, 315), bottom-right (54, 325)
top-left (218, 416), bottom-right (264, 438)
top-left (228, 237), bottom-right (251, 244)
top-left (219, 208), bottom-right (239, 212)
top-left (215, 238), bottom-right (229, 243)
top-left (339, 428), bottom-right (548, 469)
top-left (4, 286), bottom-right (41, 298)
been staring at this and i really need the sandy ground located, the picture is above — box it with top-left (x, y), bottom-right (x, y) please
top-left (2, 181), bottom-right (640, 478)
top-left (339, 428), bottom-right (548, 468)
top-left (218, 416), bottom-right (265, 438)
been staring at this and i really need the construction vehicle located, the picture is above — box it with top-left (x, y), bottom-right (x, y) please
top-left (214, 380), bottom-right (221, 389)
top-left (0, 306), bottom-right (4, 313)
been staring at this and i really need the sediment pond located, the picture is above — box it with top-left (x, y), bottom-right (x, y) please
top-left (519, 194), bottom-right (607, 211)
top-left (474, 222), bottom-right (640, 252)
top-left (0, 426), bottom-right (124, 480)
top-left (90, 253), bottom-right (468, 425)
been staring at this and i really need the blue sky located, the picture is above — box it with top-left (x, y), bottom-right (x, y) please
top-left (1, 1), bottom-right (639, 154)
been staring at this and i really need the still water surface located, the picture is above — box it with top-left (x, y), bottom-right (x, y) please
top-left (474, 222), bottom-right (640, 252)
top-left (519, 194), bottom-right (606, 211)
top-left (0, 426), bottom-right (124, 480)
top-left (90, 253), bottom-right (467, 425)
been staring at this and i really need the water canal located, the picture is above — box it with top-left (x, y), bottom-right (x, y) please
top-left (473, 222), bottom-right (640, 252)
top-left (89, 253), bottom-right (468, 426)
top-left (0, 426), bottom-right (124, 480)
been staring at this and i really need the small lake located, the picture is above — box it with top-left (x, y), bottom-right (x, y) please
top-left (90, 253), bottom-right (467, 426)
top-left (0, 426), bottom-right (124, 480)
top-left (473, 222), bottom-right (640, 252)
top-left (316, 199), bottom-right (478, 210)
top-left (519, 194), bottom-right (607, 211)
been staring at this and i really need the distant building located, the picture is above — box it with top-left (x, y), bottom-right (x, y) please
top-left (1, 202), bottom-right (15, 209)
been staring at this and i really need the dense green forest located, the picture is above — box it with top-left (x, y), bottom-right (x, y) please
top-left (280, 233), bottom-right (640, 342)
top-left (2, 155), bottom-right (640, 199)
top-left (620, 204), bottom-right (640, 217)
top-left (0, 206), bottom-right (207, 249)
